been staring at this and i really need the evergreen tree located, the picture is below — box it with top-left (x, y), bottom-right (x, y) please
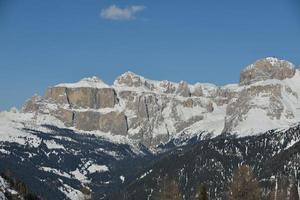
top-left (289, 182), bottom-right (299, 200)
top-left (196, 184), bottom-right (208, 200)
top-left (153, 175), bottom-right (182, 200)
top-left (268, 176), bottom-right (293, 200)
top-left (228, 165), bottom-right (261, 200)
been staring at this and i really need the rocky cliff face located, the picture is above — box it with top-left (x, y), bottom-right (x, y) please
top-left (22, 57), bottom-right (300, 147)
top-left (240, 57), bottom-right (296, 85)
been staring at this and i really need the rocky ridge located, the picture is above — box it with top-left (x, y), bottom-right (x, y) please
top-left (22, 57), bottom-right (300, 147)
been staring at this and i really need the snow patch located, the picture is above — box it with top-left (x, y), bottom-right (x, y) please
top-left (43, 140), bottom-right (65, 150)
top-left (120, 175), bottom-right (125, 183)
top-left (87, 164), bottom-right (109, 174)
top-left (56, 76), bottom-right (110, 89)
top-left (70, 169), bottom-right (89, 183)
top-left (139, 169), bottom-right (152, 180)
top-left (39, 167), bottom-right (71, 179)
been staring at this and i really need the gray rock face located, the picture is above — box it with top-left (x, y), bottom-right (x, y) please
top-left (67, 88), bottom-right (96, 108)
top-left (98, 112), bottom-right (128, 135)
top-left (45, 87), bottom-right (117, 109)
top-left (96, 88), bottom-right (118, 108)
top-left (176, 81), bottom-right (191, 97)
top-left (52, 108), bottom-right (74, 127)
top-left (22, 57), bottom-right (300, 147)
top-left (73, 111), bottom-right (127, 135)
top-left (22, 95), bottom-right (42, 113)
top-left (74, 111), bottom-right (100, 131)
top-left (115, 71), bottom-right (144, 87)
top-left (45, 87), bottom-right (69, 104)
top-left (240, 57), bottom-right (295, 85)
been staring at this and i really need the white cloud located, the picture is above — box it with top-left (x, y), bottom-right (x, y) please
top-left (100, 5), bottom-right (145, 21)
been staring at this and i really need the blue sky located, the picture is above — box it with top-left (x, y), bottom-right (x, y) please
top-left (1, 0), bottom-right (300, 110)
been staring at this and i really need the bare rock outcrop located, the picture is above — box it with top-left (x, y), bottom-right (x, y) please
top-left (115, 71), bottom-right (145, 88)
top-left (176, 81), bottom-right (191, 97)
top-left (98, 112), bottom-right (128, 135)
top-left (240, 57), bottom-right (295, 85)
top-left (52, 108), bottom-right (74, 127)
top-left (96, 88), bottom-right (118, 108)
top-left (45, 87), bottom-right (117, 109)
top-left (45, 87), bottom-right (69, 104)
top-left (66, 88), bottom-right (96, 108)
top-left (74, 111), bottom-right (100, 131)
top-left (73, 111), bottom-right (128, 135)
top-left (22, 95), bottom-right (43, 113)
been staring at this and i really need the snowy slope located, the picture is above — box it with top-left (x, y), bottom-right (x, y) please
top-left (0, 113), bottom-right (152, 199)
top-left (229, 70), bottom-right (300, 136)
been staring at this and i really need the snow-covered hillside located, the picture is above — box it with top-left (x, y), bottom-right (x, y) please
top-left (0, 111), bottom-right (153, 199)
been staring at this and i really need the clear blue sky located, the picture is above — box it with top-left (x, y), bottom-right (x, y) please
top-left (1, 0), bottom-right (300, 110)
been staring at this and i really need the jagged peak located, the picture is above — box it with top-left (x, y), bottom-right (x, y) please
top-left (244, 57), bottom-right (295, 71)
top-left (116, 71), bottom-right (146, 81)
top-left (121, 71), bottom-right (142, 77)
top-left (55, 76), bottom-right (110, 88)
top-left (240, 57), bottom-right (296, 85)
top-left (264, 57), bottom-right (295, 67)
top-left (114, 71), bottom-right (148, 87)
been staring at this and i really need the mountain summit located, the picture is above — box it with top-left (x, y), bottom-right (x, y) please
top-left (240, 57), bottom-right (295, 85)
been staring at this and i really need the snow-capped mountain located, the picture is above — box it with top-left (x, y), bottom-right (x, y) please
top-left (1, 57), bottom-right (300, 199)
top-left (19, 57), bottom-right (300, 147)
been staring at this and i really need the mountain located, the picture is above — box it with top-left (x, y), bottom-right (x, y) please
top-left (21, 57), bottom-right (300, 148)
top-left (0, 57), bottom-right (300, 199)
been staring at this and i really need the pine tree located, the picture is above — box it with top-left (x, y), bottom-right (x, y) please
top-left (228, 165), bottom-right (261, 200)
top-left (153, 175), bottom-right (182, 200)
top-left (289, 182), bottom-right (299, 200)
top-left (196, 184), bottom-right (208, 200)
top-left (268, 175), bottom-right (299, 200)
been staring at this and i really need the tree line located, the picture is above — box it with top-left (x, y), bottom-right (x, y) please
top-left (151, 165), bottom-right (299, 200)
top-left (1, 170), bottom-right (40, 200)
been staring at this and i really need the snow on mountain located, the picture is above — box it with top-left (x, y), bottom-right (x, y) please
top-left (2, 57), bottom-right (300, 148)
top-left (1, 57), bottom-right (300, 199)
top-left (56, 76), bottom-right (110, 88)
top-left (225, 69), bottom-right (300, 136)
top-left (0, 115), bottom-right (153, 199)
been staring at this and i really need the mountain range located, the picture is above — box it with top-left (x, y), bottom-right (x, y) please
top-left (1, 57), bottom-right (300, 199)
